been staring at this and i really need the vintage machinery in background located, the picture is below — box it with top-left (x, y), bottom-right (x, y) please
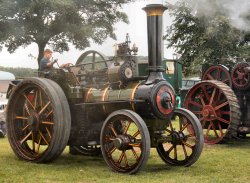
top-left (184, 63), bottom-right (250, 144)
top-left (6, 4), bottom-right (203, 174)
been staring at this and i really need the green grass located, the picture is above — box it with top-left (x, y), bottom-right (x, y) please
top-left (0, 137), bottom-right (250, 183)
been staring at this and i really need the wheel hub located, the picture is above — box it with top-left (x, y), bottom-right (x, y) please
top-left (113, 135), bottom-right (133, 150)
top-left (171, 131), bottom-right (186, 145)
top-left (28, 113), bottom-right (40, 132)
top-left (202, 105), bottom-right (217, 120)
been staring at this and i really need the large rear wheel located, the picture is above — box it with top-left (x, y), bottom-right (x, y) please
top-left (6, 78), bottom-right (71, 162)
top-left (184, 80), bottom-right (241, 144)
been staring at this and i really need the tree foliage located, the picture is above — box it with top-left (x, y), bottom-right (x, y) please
top-left (165, 0), bottom-right (250, 76)
top-left (0, 0), bottom-right (131, 67)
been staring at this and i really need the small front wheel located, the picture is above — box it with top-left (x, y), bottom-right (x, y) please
top-left (100, 110), bottom-right (150, 174)
top-left (157, 108), bottom-right (204, 166)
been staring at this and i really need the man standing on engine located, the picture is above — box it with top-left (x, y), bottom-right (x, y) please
top-left (39, 49), bottom-right (57, 71)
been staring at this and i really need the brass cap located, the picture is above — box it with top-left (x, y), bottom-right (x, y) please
top-left (143, 4), bottom-right (167, 16)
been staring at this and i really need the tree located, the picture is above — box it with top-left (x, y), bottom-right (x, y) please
top-left (0, 0), bottom-right (131, 68)
top-left (165, 0), bottom-right (250, 76)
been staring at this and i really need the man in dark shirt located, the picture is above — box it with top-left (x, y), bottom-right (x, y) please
top-left (40, 49), bottom-right (57, 71)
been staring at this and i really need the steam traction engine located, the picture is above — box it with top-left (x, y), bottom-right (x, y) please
top-left (184, 62), bottom-right (250, 144)
top-left (6, 4), bottom-right (203, 174)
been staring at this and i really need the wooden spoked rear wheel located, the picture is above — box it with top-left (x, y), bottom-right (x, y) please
top-left (6, 78), bottom-right (71, 162)
top-left (156, 108), bottom-right (204, 166)
top-left (100, 110), bottom-right (150, 174)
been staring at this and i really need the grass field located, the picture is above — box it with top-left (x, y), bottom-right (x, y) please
top-left (0, 137), bottom-right (250, 183)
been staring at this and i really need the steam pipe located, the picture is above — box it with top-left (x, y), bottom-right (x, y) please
top-left (143, 4), bottom-right (167, 83)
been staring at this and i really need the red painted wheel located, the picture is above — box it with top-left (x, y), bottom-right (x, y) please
top-left (202, 65), bottom-right (232, 87)
top-left (184, 80), bottom-right (241, 144)
top-left (231, 62), bottom-right (250, 90)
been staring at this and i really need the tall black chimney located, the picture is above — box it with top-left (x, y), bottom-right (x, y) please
top-left (143, 4), bottom-right (167, 83)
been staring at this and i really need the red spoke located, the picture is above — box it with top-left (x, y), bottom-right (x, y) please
top-left (34, 91), bottom-right (38, 110)
top-left (207, 74), bottom-right (215, 80)
top-left (217, 117), bottom-right (230, 124)
top-left (108, 146), bottom-right (117, 155)
top-left (24, 104), bottom-right (31, 116)
top-left (46, 110), bottom-right (53, 118)
top-left (124, 152), bottom-right (129, 167)
top-left (220, 111), bottom-right (230, 115)
top-left (32, 132), bottom-right (35, 151)
top-left (217, 68), bottom-right (221, 80)
top-left (199, 95), bottom-right (206, 106)
top-left (189, 101), bottom-right (203, 108)
top-left (209, 88), bottom-right (216, 105)
top-left (193, 111), bottom-right (203, 115)
top-left (211, 121), bottom-right (219, 138)
top-left (205, 123), bottom-right (212, 138)
top-left (201, 85), bottom-right (211, 102)
top-left (218, 123), bottom-right (224, 135)
top-left (214, 101), bottom-right (229, 110)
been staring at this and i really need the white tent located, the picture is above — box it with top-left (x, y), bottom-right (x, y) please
top-left (0, 71), bottom-right (15, 80)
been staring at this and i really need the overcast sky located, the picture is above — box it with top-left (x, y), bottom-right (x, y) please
top-left (0, 0), bottom-right (176, 69)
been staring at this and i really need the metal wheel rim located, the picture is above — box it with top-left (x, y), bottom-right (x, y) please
top-left (184, 81), bottom-right (236, 144)
top-left (101, 111), bottom-right (150, 173)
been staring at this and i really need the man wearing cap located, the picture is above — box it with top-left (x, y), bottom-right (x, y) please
top-left (40, 49), bottom-right (57, 71)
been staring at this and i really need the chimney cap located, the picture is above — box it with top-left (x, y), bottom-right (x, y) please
top-left (143, 4), bottom-right (167, 16)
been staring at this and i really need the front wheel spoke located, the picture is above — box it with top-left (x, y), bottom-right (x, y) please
top-left (131, 148), bottom-right (139, 161)
top-left (182, 141), bottom-right (193, 149)
top-left (39, 131), bottom-right (49, 145)
top-left (189, 101), bottom-right (203, 108)
top-left (117, 151), bottom-right (125, 164)
top-left (199, 96), bottom-right (206, 106)
top-left (20, 131), bottom-right (32, 144)
top-left (123, 121), bottom-right (131, 135)
top-left (34, 91), bottom-right (38, 110)
top-left (167, 144), bottom-right (174, 154)
top-left (108, 146), bottom-right (117, 155)
top-left (124, 152), bottom-right (129, 167)
top-left (182, 144), bottom-right (188, 158)
top-left (128, 143), bottom-right (141, 147)
top-left (205, 123), bottom-right (212, 137)
top-left (39, 101), bottom-right (51, 115)
top-left (180, 123), bottom-right (189, 132)
top-left (132, 130), bottom-right (140, 138)
top-left (174, 146), bottom-right (177, 160)
top-left (110, 126), bottom-right (118, 137)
